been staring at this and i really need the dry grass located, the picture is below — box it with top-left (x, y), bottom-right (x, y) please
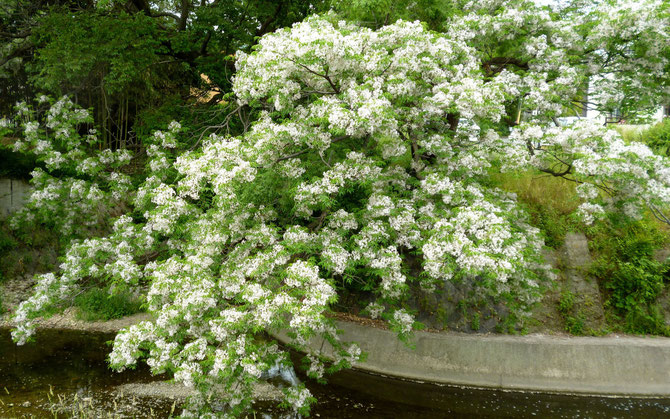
top-left (614, 124), bottom-right (647, 143)
top-left (493, 170), bottom-right (581, 216)
top-left (490, 169), bottom-right (583, 248)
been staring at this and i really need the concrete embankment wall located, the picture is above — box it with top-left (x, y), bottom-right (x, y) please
top-left (0, 178), bottom-right (30, 217)
top-left (279, 321), bottom-right (670, 397)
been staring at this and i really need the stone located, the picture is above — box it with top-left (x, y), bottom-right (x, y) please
top-left (0, 178), bottom-right (30, 217)
top-left (561, 232), bottom-right (605, 333)
top-left (0, 178), bottom-right (11, 217)
top-left (654, 247), bottom-right (670, 264)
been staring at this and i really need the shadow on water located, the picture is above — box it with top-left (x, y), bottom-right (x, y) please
top-left (0, 328), bottom-right (177, 418)
top-left (2, 327), bottom-right (670, 418)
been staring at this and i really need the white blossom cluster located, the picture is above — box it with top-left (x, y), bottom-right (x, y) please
top-left (508, 120), bottom-right (670, 224)
top-left (5, 96), bottom-right (133, 239)
top-left (9, 4), bottom-right (670, 417)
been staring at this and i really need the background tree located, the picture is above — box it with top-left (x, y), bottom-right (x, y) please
top-left (0, 0), bottom-right (330, 159)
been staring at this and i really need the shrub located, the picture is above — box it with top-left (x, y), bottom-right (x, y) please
top-left (644, 118), bottom-right (670, 156)
top-left (589, 214), bottom-right (669, 335)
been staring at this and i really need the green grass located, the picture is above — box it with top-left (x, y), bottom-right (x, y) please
top-left (74, 287), bottom-right (143, 321)
top-left (492, 170), bottom-right (582, 248)
top-left (629, 119), bottom-right (670, 155)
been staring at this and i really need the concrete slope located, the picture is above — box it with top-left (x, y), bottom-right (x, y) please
top-left (277, 321), bottom-right (670, 396)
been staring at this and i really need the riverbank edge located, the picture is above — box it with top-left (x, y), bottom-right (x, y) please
top-left (274, 320), bottom-right (670, 397)
top-left (5, 311), bottom-right (670, 397)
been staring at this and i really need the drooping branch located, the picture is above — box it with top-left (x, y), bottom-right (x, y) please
top-left (538, 165), bottom-right (573, 178)
top-left (648, 203), bottom-right (670, 226)
top-left (291, 60), bottom-right (341, 94)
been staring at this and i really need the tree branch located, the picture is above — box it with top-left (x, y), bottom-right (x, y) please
top-left (482, 56), bottom-right (529, 75)
top-left (178, 0), bottom-right (190, 31)
top-left (0, 41), bottom-right (32, 67)
top-left (275, 136), bottom-right (348, 162)
top-left (256, 1), bottom-right (284, 37)
top-left (291, 60), bottom-right (340, 94)
top-left (648, 203), bottom-right (670, 226)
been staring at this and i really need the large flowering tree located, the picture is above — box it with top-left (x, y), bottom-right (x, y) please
top-left (5, 0), bottom-right (670, 416)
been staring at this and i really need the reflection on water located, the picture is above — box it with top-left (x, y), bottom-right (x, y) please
top-left (2, 328), bottom-right (670, 418)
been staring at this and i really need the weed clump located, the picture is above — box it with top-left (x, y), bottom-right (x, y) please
top-left (74, 287), bottom-right (143, 321)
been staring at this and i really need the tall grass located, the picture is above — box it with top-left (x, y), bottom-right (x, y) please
top-left (614, 124), bottom-right (646, 143)
top-left (492, 170), bottom-right (582, 248)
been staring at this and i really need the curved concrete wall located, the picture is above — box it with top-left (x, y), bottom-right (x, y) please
top-left (277, 321), bottom-right (670, 396)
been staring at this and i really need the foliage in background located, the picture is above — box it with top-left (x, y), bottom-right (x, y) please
top-left (644, 118), bottom-right (670, 156)
top-left (589, 214), bottom-right (670, 335)
top-left (333, 0), bottom-right (459, 30)
top-left (0, 0), bottom-right (331, 160)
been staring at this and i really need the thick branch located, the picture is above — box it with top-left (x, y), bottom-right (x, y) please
top-left (178, 0), bottom-right (190, 31)
top-left (446, 113), bottom-right (459, 132)
top-left (538, 166), bottom-right (572, 178)
top-left (482, 56), bottom-right (529, 75)
top-left (398, 130), bottom-right (425, 180)
top-left (131, 0), bottom-right (181, 22)
top-left (292, 61), bottom-right (340, 94)
top-left (199, 31), bottom-right (212, 55)
top-left (256, 1), bottom-right (284, 37)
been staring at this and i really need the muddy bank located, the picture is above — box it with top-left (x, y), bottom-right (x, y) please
top-left (0, 308), bottom-right (152, 333)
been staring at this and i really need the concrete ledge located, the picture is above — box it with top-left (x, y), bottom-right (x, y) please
top-left (278, 321), bottom-right (670, 397)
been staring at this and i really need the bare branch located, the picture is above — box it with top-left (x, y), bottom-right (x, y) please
top-left (290, 60), bottom-right (341, 94)
top-left (648, 203), bottom-right (670, 226)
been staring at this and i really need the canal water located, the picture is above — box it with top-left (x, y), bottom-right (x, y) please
top-left (2, 328), bottom-right (670, 418)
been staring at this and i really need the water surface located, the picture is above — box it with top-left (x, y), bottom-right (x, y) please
top-left (2, 328), bottom-right (670, 418)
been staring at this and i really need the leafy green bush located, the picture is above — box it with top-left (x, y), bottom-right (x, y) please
top-left (557, 290), bottom-right (587, 335)
top-left (74, 287), bottom-right (143, 321)
top-left (643, 118), bottom-right (670, 156)
top-left (0, 227), bottom-right (16, 253)
top-left (589, 214), bottom-right (669, 335)
top-left (558, 290), bottom-right (575, 315)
